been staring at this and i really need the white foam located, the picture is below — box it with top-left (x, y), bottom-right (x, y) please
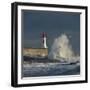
top-left (48, 34), bottom-right (80, 62)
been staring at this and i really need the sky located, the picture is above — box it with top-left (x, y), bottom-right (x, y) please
top-left (22, 10), bottom-right (80, 54)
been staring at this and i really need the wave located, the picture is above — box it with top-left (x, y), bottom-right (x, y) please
top-left (48, 34), bottom-right (80, 63)
top-left (23, 62), bottom-right (80, 77)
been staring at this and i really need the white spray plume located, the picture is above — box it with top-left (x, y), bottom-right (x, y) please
top-left (48, 34), bottom-right (80, 62)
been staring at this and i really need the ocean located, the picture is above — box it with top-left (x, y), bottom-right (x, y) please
top-left (22, 57), bottom-right (80, 77)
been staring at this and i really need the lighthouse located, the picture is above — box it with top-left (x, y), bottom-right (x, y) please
top-left (41, 32), bottom-right (48, 48)
top-left (23, 32), bottom-right (48, 58)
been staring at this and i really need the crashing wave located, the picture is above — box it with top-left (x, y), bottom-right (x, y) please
top-left (48, 34), bottom-right (80, 63)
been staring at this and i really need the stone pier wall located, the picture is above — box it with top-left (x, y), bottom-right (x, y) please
top-left (23, 48), bottom-right (48, 57)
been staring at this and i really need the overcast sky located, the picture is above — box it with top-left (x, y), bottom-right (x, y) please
top-left (22, 10), bottom-right (80, 54)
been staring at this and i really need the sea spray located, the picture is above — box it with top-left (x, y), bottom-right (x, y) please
top-left (48, 34), bottom-right (80, 62)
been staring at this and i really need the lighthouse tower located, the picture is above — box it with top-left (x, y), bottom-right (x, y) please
top-left (42, 32), bottom-right (48, 48)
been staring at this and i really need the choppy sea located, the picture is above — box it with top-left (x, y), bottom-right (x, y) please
top-left (22, 57), bottom-right (80, 77)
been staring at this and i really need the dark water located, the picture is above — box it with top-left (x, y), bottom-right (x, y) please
top-left (22, 57), bottom-right (80, 77)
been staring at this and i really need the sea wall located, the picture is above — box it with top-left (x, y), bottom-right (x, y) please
top-left (23, 48), bottom-right (48, 57)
